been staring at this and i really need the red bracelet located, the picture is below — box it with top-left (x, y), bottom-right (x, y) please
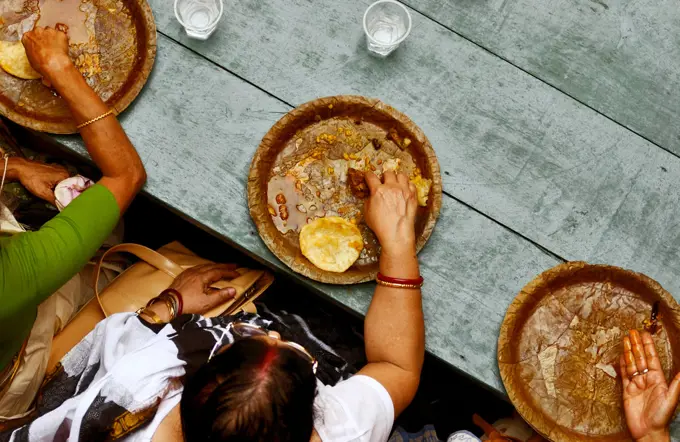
top-left (376, 273), bottom-right (424, 290)
top-left (161, 288), bottom-right (183, 316)
top-left (376, 273), bottom-right (424, 286)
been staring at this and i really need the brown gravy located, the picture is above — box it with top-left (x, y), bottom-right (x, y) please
top-left (37, 0), bottom-right (89, 44)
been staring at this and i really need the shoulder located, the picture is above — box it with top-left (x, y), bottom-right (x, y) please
top-left (313, 375), bottom-right (394, 442)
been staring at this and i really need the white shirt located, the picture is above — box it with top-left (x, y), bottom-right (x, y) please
top-left (128, 374), bottom-right (394, 442)
top-left (314, 375), bottom-right (394, 442)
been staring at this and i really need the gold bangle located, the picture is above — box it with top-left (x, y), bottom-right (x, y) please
top-left (136, 307), bottom-right (163, 324)
top-left (146, 295), bottom-right (176, 321)
top-left (375, 279), bottom-right (422, 290)
top-left (76, 109), bottom-right (115, 130)
top-left (160, 295), bottom-right (176, 320)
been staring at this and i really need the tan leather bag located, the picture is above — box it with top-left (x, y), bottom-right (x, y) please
top-left (47, 242), bottom-right (274, 372)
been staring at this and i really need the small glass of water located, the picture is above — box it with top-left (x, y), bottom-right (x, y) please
top-left (174, 0), bottom-right (224, 40)
top-left (363, 0), bottom-right (412, 57)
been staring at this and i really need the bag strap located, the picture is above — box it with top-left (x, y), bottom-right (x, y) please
top-left (94, 244), bottom-right (184, 316)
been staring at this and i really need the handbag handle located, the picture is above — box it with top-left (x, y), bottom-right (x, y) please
top-left (94, 243), bottom-right (184, 316)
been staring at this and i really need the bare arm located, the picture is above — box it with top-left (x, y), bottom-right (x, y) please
top-left (5, 157), bottom-right (26, 181)
top-left (358, 171), bottom-right (425, 416)
top-left (22, 27), bottom-right (146, 213)
top-left (4, 157), bottom-right (69, 204)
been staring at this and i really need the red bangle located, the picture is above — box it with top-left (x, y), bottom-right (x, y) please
top-left (376, 273), bottom-right (424, 286)
top-left (162, 289), bottom-right (183, 316)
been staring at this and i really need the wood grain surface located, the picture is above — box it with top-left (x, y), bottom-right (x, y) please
top-left (49, 1), bottom-right (680, 435)
top-left (149, 0), bottom-right (680, 310)
top-left (54, 35), bottom-right (560, 393)
top-left (402, 0), bottom-right (680, 154)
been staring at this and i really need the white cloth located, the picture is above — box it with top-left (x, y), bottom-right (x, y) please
top-left (2, 313), bottom-right (393, 442)
top-left (1, 313), bottom-right (269, 441)
top-left (448, 431), bottom-right (482, 442)
top-left (314, 375), bottom-right (394, 442)
top-left (54, 176), bottom-right (94, 212)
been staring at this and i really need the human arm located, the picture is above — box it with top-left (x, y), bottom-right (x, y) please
top-left (143, 264), bottom-right (241, 322)
top-left (357, 171), bottom-right (425, 416)
top-left (0, 184), bottom-right (119, 310)
top-left (22, 27), bottom-right (146, 213)
top-left (620, 329), bottom-right (680, 442)
top-left (4, 156), bottom-right (69, 204)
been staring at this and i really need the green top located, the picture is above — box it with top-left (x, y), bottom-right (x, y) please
top-left (0, 184), bottom-right (119, 370)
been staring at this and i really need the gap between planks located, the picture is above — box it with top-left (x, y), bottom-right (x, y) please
top-left (396, 0), bottom-right (680, 164)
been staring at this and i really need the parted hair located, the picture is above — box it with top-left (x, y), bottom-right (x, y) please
top-left (181, 337), bottom-right (317, 442)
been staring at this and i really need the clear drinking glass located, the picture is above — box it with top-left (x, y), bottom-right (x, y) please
top-left (174, 0), bottom-right (224, 40)
top-left (363, 0), bottom-right (412, 57)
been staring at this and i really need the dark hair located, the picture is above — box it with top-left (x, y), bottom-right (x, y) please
top-left (180, 337), bottom-right (317, 442)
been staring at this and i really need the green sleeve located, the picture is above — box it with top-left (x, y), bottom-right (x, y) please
top-left (0, 184), bottom-right (120, 314)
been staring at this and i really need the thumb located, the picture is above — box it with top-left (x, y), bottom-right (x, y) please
top-left (206, 286), bottom-right (237, 301)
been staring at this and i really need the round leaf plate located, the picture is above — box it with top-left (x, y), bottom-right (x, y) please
top-left (0, 0), bottom-right (156, 133)
top-left (499, 262), bottom-right (680, 441)
top-left (248, 95), bottom-right (442, 284)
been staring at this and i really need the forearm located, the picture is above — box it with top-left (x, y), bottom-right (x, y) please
top-left (364, 244), bottom-right (425, 375)
top-left (4, 157), bottom-right (29, 181)
top-left (50, 65), bottom-right (143, 178)
top-left (47, 63), bottom-right (146, 210)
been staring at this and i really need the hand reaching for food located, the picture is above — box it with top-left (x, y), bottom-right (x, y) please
top-left (621, 329), bottom-right (680, 442)
top-left (21, 27), bottom-right (72, 86)
top-left (364, 171), bottom-right (418, 256)
top-left (18, 161), bottom-right (70, 204)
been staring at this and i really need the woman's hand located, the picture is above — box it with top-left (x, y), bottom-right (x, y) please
top-left (621, 329), bottom-right (680, 442)
top-left (18, 161), bottom-right (70, 204)
top-left (21, 27), bottom-right (73, 86)
top-left (168, 264), bottom-right (241, 315)
top-left (364, 171), bottom-right (418, 257)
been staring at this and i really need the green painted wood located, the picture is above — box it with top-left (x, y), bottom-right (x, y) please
top-left (54, 35), bottom-right (560, 393)
top-left (149, 0), bottom-right (680, 312)
top-left (402, 0), bottom-right (680, 154)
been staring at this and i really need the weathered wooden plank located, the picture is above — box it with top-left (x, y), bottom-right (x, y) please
top-left (54, 35), bottom-right (560, 393)
top-left (402, 0), bottom-right (680, 154)
top-left (150, 0), bottom-right (680, 307)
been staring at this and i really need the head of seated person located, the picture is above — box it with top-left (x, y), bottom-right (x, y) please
top-left (180, 335), bottom-right (317, 441)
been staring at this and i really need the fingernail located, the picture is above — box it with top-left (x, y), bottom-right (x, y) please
top-left (227, 288), bottom-right (236, 296)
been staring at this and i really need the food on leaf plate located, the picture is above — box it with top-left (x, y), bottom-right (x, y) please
top-left (267, 122), bottom-right (434, 273)
top-left (411, 174), bottom-right (432, 207)
top-left (300, 217), bottom-right (364, 273)
top-left (0, 41), bottom-right (40, 80)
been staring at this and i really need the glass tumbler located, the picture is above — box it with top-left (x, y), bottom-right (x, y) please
top-left (174, 0), bottom-right (224, 40)
top-left (363, 0), bottom-right (412, 57)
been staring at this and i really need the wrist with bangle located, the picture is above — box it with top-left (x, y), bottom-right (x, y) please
top-left (136, 288), bottom-right (184, 324)
top-left (376, 272), bottom-right (424, 290)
